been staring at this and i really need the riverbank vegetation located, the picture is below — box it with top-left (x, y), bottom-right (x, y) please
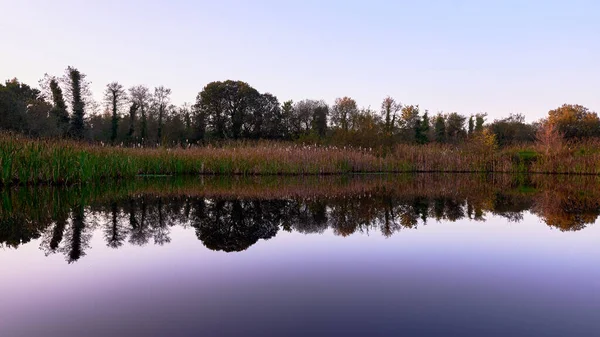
top-left (1, 66), bottom-right (600, 183)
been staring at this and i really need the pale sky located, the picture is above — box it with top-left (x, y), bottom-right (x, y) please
top-left (1, 0), bottom-right (598, 121)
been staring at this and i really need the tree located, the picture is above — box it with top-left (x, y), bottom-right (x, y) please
top-left (489, 113), bottom-right (536, 146)
top-left (129, 85), bottom-right (151, 143)
top-left (434, 114), bottom-right (446, 143)
top-left (191, 97), bottom-right (207, 142)
top-left (281, 100), bottom-right (294, 139)
top-left (400, 104), bottom-right (421, 143)
top-left (475, 113), bottom-right (486, 133)
top-left (49, 78), bottom-right (69, 137)
top-left (179, 102), bottom-right (193, 142)
top-left (293, 99), bottom-right (328, 137)
top-left (418, 110), bottom-right (430, 144)
top-left (152, 86), bottom-right (172, 144)
top-left (104, 82), bottom-right (128, 144)
top-left (196, 80), bottom-right (260, 139)
top-left (312, 104), bottom-right (329, 137)
top-left (381, 96), bottom-right (401, 134)
top-left (536, 120), bottom-right (563, 155)
top-left (126, 103), bottom-right (139, 144)
top-left (0, 79), bottom-right (29, 132)
top-left (446, 112), bottom-right (467, 143)
top-left (468, 116), bottom-right (475, 136)
top-left (331, 97), bottom-right (358, 131)
top-left (294, 100), bottom-right (318, 134)
top-left (547, 104), bottom-right (600, 139)
top-left (65, 67), bottom-right (86, 139)
top-left (259, 93), bottom-right (285, 139)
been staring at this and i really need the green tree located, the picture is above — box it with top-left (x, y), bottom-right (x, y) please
top-left (49, 78), bottom-right (69, 137)
top-left (418, 110), bottom-right (430, 144)
top-left (259, 93), bottom-right (285, 139)
top-left (434, 114), bottom-right (446, 143)
top-left (191, 97), bottom-right (207, 142)
top-left (66, 67), bottom-right (86, 139)
top-left (312, 104), bottom-right (328, 137)
top-left (446, 112), bottom-right (467, 143)
top-left (281, 100), bottom-right (294, 138)
top-left (0, 79), bottom-right (28, 132)
top-left (468, 115), bottom-right (474, 136)
top-left (475, 113), bottom-right (486, 133)
top-left (400, 104), bottom-right (421, 143)
top-left (196, 80), bottom-right (260, 139)
top-left (489, 113), bottom-right (536, 146)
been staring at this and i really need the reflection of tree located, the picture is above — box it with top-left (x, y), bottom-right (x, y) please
top-left (3, 175), bottom-right (600, 261)
top-left (491, 193), bottom-right (532, 223)
top-left (104, 202), bottom-right (128, 248)
top-left (534, 191), bottom-right (600, 231)
top-left (129, 198), bottom-right (151, 246)
top-left (150, 199), bottom-right (171, 245)
top-left (192, 199), bottom-right (279, 252)
top-left (61, 205), bottom-right (91, 263)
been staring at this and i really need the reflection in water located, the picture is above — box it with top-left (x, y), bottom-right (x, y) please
top-left (1, 174), bottom-right (599, 262)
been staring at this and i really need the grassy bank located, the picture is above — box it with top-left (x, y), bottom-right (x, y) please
top-left (1, 134), bottom-right (600, 185)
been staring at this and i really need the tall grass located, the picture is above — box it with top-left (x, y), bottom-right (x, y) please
top-left (2, 133), bottom-right (600, 185)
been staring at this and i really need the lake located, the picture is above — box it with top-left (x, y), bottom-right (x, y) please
top-left (1, 174), bottom-right (599, 337)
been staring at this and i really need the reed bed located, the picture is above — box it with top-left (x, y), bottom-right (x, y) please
top-left (2, 133), bottom-right (600, 186)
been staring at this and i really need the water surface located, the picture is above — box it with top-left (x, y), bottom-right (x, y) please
top-left (1, 175), bottom-right (599, 336)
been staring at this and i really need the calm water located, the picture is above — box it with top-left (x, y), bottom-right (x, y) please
top-left (1, 175), bottom-right (599, 337)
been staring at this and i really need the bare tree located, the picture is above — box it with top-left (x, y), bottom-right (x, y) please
top-left (104, 82), bottom-right (128, 144)
top-left (331, 97), bottom-right (359, 131)
top-left (381, 96), bottom-right (402, 133)
top-left (129, 85), bottom-right (151, 143)
top-left (152, 86), bottom-right (172, 144)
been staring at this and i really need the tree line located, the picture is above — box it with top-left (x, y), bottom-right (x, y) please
top-left (1, 66), bottom-right (599, 147)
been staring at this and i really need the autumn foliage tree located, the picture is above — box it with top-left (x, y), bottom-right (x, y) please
top-left (547, 104), bottom-right (600, 139)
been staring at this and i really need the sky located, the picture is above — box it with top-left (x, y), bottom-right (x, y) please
top-left (1, 0), bottom-right (598, 121)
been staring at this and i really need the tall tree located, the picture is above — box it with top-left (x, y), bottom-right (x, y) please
top-left (259, 93), bottom-right (284, 139)
top-left (400, 105), bottom-right (421, 143)
top-left (152, 86), bottom-right (172, 144)
top-left (196, 80), bottom-right (260, 139)
top-left (381, 96), bottom-right (401, 134)
top-left (192, 96), bottom-right (207, 142)
top-left (126, 102), bottom-right (139, 144)
top-left (129, 85), bottom-right (151, 143)
top-left (446, 112), bottom-right (467, 143)
top-left (0, 79), bottom-right (33, 132)
top-left (281, 100), bottom-right (295, 138)
top-left (475, 113), bottom-right (486, 133)
top-left (49, 78), bottom-right (69, 137)
top-left (312, 104), bottom-right (329, 137)
top-left (331, 97), bottom-right (358, 131)
top-left (418, 110), bottom-right (430, 144)
top-left (434, 114), bottom-right (446, 143)
top-left (468, 116), bottom-right (475, 136)
top-left (65, 67), bottom-right (86, 139)
top-left (104, 82), bottom-right (128, 144)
